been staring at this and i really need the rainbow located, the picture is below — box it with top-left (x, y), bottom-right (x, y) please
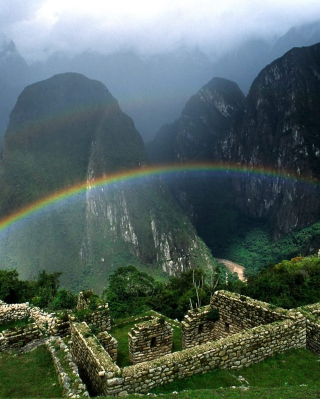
top-left (0, 162), bottom-right (319, 236)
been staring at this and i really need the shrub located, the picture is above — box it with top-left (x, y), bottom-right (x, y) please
top-left (206, 308), bottom-right (220, 322)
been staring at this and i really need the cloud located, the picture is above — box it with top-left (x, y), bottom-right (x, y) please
top-left (2, 0), bottom-right (320, 63)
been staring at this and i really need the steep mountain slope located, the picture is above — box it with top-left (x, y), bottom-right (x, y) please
top-left (147, 77), bottom-right (245, 163)
top-left (147, 43), bottom-right (320, 272)
top-left (0, 73), bottom-right (213, 292)
top-left (146, 77), bottom-right (245, 226)
top-left (0, 37), bottom-right (28, 150)
top-left (219, 43), bottom-right (320, 237)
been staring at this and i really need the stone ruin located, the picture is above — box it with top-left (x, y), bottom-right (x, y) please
top-left (1, 290), bottom-right (320, 397)
top-left (182, 305), bottom-right (216, 349)
top-left (128, 317), bottom-right (173, 364)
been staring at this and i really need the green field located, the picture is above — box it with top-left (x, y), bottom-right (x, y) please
top-left (0, 345), bottom-right (63, 398)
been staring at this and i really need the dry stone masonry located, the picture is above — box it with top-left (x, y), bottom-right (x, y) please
top-left (182, 305), bottom-right (216, 349)
top-left (76, 291), bottom-right (111, 332)
top-left (2, 290), bottom-right (320, 397)
top-left (128, 317), bottom-right (173, 364)
top-left (297, 303), bottom-right (320, 354)
top-left (97, 331), bottom-right (118, 361)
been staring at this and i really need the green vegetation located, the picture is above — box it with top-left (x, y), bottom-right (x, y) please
top-left (0, 269), bottom-right (77, 310)
top-left (103, 265), bottom-right (230, 321)
top-left (243, 255), bottom-right (320, 308)
top-left (107, 387), bottom-right (320, 399)
top-left (0, 345), bottom-right (63, 398)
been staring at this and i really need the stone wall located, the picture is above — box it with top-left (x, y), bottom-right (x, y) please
top-left (0, 302), bottom-right (71, 350)
top-left (46, 336), bottom-right (89, 397)
top-left (70, 322), bottom-right (123, 396)
top-left (97, 331), bottom-right (118, 362)
top-left (182, 305), bottom-right (216, 349)
top-left (297, 303), bottom-right (320, 355)
top-left (76, 292), bottom-right (111, 332)
top-left (122, 316), bottom-right (305, 394)
top-left (210, 291), bottom-right (294, 339)
top-left (0, 303), bottom-right (30, 324)
top-left (128, 318), bottom-right (173, 364)
top-left (0, 322), bottom-right (41, 351)
top-left (72, 292), bottom-right (306, 396)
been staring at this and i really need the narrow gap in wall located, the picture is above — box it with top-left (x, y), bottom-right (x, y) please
top-left (150, 336), bottom-right (156, 347)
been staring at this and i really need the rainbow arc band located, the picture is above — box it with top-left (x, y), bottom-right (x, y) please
top-left (0, 162), bottom-right (318, 235)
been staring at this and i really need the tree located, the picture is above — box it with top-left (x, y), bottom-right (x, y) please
top-left (244, 255), bottom-right (320, 308)
top-left (31, 270), bottom-right (62, 308)
top-left (103, 265), bottom-right (156, 318)
top-left (0, 269), bottom-right (20, 303)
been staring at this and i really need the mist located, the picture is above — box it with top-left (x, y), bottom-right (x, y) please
top-left (2, 0), bottom-right (320, 63)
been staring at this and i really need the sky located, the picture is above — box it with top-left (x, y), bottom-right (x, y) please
top-left (1, 0), bottom-right (320, 63)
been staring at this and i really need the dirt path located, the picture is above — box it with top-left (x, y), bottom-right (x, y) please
top-left (216, 259), bottom-right (246, 282)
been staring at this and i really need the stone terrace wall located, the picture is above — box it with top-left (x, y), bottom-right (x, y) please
top-left (0, 302), bottom-right (71, 349)
top-left (70, 322), bottom-right (123, 396)
top-left (128, 318), bottom-right (173, 364)
top-left (210, 291), bottom-right (294, 339)
top-left (182, 305), bottom-right (216, 349)
top-left (298, 303), bottom-right (320, 355)
top-left (46, 336), bottom-right (89, 397)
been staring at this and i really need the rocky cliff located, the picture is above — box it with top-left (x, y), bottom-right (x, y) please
top-left (219, 43), bottom-right (320, 237)
top-left (0, 73), bottom-right (213, 291)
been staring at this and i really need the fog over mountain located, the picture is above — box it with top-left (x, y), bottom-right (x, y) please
top-left (1, 2), bottom-right (320, 141)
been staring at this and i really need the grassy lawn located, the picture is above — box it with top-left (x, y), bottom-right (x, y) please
top-left (111, 312), bottom-right (182, 368)
top-left (0, 345), bottom-right (63, 398)
top-left (109, 386), bottom-right (320, 399)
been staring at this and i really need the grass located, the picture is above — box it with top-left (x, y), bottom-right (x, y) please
top-left (0, 345), bottom-right (63, 398)
top-left (110, 312), bottom-right (182, 368)
top-left (150, 349), bottom-right (320, 395)
top-left (107, 386), bottom-right (320, 398)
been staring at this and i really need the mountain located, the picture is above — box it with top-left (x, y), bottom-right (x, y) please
top-left (0, 36), bottom-right (28, 150)
top-left (28, 48), bottom-right (214, 142)
top-left (1, 19), bottom-right (320, 149)
top-left (147, 42), bottom-right (320, 272)
top-left (219, 43), bottom-right (320, 238)
top-left (147, 77), bottom-right (245, 164)
top-left (0, 73), bottom-right (214, 292)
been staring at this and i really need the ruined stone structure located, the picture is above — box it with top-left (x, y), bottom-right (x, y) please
top-left (128, 317), bottom-right (173, 364)
top-left (0, 302), bottom-right (70, 350)
top-left (2, 290), bottom-right (320, 397)
top-left (76, 292), bottom-right (111, 332)
top-left (298, 303), bottom-right (320, 354)
top-left (182, 305), bottom-right (216, 349)
top-left (97, 331), bottom-right (118, 361)
top-left (68, 290), bottom-right (320, 396)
